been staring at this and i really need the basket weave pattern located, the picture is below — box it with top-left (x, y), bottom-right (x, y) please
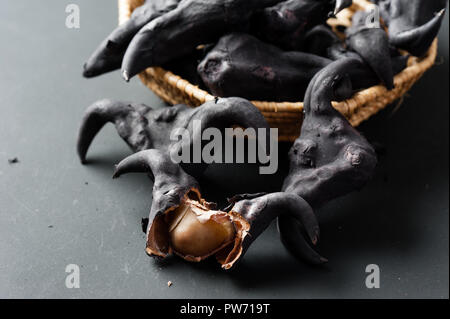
top-left (118, 0), bottom-right (438, 141)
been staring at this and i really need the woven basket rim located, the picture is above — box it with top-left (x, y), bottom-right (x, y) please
top-left (118, 0), bottom-right (438, 140)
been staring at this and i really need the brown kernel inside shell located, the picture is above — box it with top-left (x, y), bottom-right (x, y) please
top-left (167, 202), bottom-right (236, 259)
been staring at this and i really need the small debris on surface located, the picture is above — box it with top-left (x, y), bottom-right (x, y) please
top-left (8, 157), bottom-right (19, 164)
top-left (48, 225), bottom-right (54, 228)
top-left (85, 182), bottom-right (89, 185)
top-left (167, 281), bottom-right (173, 287)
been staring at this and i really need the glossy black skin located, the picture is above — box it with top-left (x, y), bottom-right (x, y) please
top-left (198, 33), bottom-right (332, 102)
top-left (327, 42), bottom-right (408, 91)
top-left (279, 58), bottom-right (378, 263)
top-left (83, 0), bottom-right (181, 78)
top-left (254, 0), bottom-right (352, 50)
top-left (121, 0), bottom-right (284, 81)
top-left (375, 0), bottom-right (447, 57)
top-left (346, 10), bottom-right (394, 89)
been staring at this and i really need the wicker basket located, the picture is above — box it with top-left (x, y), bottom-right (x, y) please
top-left (118, 0), bottom-right (438, 142)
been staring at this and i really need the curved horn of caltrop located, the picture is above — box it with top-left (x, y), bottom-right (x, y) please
top-left (76, 99), bottom-right (150, 164)
top-left (303, 57), bottom-right (362, 115)
top-left (217, 192), bottom-right (321, 269)
top-left (387, 0), bottom-right (447, 57)
top-left (121, 0), bottom-right (284, 80)
top-left (189, 97), bottom-right (272, 155)
top-left (390, 9), bottom-right (445, 57)
top-left (278, 216), bottom-right (328, 265)
top-left (83, 0), bottom-right (182, 78)
top-left (192, 97), bottom-right (269, 133)
top-left (113, 148), bottom-right (183, 180)
top-left (346, 10), bottom-right (394, 90)
top-left (113, 149), bottom-right (201, 258)
top-left (77, 99), bottom-right (132, 164)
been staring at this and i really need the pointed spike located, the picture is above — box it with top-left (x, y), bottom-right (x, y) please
top-left (390, 8), bottom-right (445, 57)
top-left (334, 0), bottom-right (352, 16)
top-left (192, 97), bottom-right (271, 155)
top-left (122, 69), bottom-right (130, 82)
top-left (278, 216), bottom-right (328, 265)
top-left (77, 99), bottom-right (131, 164)
top-left (113, 149), bottom-right (173, 180)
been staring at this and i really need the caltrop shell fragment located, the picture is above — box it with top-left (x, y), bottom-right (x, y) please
top-left (78, 0), bottom-right (447, 269)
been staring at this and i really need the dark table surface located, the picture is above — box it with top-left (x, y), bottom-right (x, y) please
top-left (0, 0), bottom-right (448, 299)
